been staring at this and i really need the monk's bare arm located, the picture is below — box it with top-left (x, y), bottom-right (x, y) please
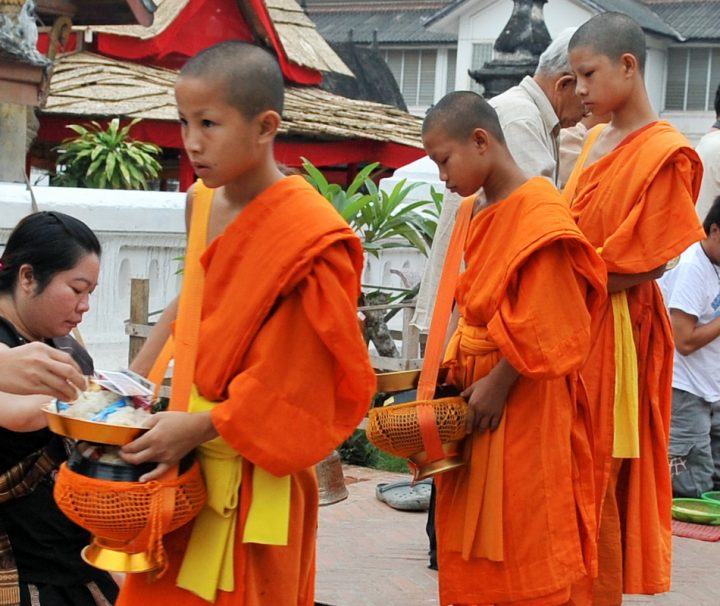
top-left (606, 265), bottom-right (666, 293)
top-left (461, 358), bottom-right (520, 434)
top-left (669, 308), bottom-right (720, 355)
top-left (129, 186), bottom-right (196, 376)
top-left (128, 296), bottom-right (179, 376)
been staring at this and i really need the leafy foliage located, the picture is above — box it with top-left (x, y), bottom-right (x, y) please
top-left (338, 430), bottom-right (409, 472)
top-left (53, 118), bottom-right (162, 190)
top-left (302, 158), bottom-right (440, 257)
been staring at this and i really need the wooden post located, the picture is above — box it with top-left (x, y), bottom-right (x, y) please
top-left (128, 278), bottom-right (149, 366)
top-left (401, 305), bottom-right (420, 360)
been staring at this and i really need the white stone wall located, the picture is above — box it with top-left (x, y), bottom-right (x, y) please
top-left (0, 181), bottom-right (431, 368)
top-left (0, 183), bottom-right (186, 369)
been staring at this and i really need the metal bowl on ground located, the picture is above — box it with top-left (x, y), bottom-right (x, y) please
top-left (43, 403), bottom-right (148, 446)
top-left (671, 498), bottom-right (720, 525)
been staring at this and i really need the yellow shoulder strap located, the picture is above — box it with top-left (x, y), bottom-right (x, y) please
top-left (562, 123), bottom-right (607, 206)
top-left (147, 181), bottom-right (213, 410)
top-left (417, 196), bottom-right (474, 400)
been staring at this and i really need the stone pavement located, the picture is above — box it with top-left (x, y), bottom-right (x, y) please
top-left (316, 465), bottom-right (720, 606)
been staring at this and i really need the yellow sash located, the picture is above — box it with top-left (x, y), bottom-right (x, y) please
top-left (176, 386), bottom-right (291, 603)
top-left (153, 182), bottom-right (291, 602)
top-left (610, 291), bottom-right (640, 458)
top-left (562, 123), bottom-right (607, 206)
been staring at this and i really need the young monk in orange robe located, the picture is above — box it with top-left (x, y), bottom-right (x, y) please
top-left (116, 41), bottom-right (375, 605)
top-left (422, 91), bottom-right (606, 605)
top-left (564, 13), bottom-right (705, 605)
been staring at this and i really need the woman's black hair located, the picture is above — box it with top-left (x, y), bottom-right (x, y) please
top-left (0, 211), bottom-right (101, 295)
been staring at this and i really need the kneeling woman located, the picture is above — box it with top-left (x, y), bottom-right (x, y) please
top-left (0, 212), bottom-right (118, 605)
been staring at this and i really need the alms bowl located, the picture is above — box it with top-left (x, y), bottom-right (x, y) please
top-left (43, 402), bottom-right (148, 446)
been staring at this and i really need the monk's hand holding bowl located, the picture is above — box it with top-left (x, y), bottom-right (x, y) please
top-left (120, 410), bottom-right (218, 481)
top-left (461, 358), bottom-right (519, 434)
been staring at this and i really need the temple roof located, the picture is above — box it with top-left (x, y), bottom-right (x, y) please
top-left (41, 51), bottom-right (422, 148)
top-left (78, 0), bottom-right (352, 76)
top-left (36, 0), bottom-right (157, 26)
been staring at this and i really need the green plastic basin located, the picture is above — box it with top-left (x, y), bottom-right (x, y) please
top-left (672, 498), bottom-right (720, 525)
top-left (701, 491), bottom-right (720, 505)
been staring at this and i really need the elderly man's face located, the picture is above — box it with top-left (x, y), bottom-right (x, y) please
top-left (553, 74), bottom-right (586, 128)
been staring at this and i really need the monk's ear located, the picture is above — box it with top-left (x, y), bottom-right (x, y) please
top-left (471, 128), bottom-right (490, 152)
top-left (620, 53), bottom-right (639, 77)
top-left (256, 110), bottom-right (281, 142)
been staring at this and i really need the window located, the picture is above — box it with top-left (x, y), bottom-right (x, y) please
top-left (446, 48), bottom-right (457, 94)
top-left (470, 42), bottom-right (494, 93)
top-left (665, 47), bottom-right (720, 111)
top-left (384, 49), bottom-right (437, 107)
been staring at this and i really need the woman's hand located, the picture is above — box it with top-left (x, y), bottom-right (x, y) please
top-left (461, 358), bottom-right (519, 434)
top-left (0, 343), bottom-right (86, 400)
top-left (120, 411), bottom-right (218, 481)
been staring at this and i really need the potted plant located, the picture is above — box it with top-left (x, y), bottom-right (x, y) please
top-left (53, 118), bottom-right (162, 190)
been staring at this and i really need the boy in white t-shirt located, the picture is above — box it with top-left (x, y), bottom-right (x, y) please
top-left (659, 194), bottom-right (720, 497)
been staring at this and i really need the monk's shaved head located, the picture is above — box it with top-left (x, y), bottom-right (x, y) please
top-left (180, 41), bottom-right (284, 118)
top-left (423, 91), bottom-right (505, 143)
top-left (570, 12), bottom-right (646, 73)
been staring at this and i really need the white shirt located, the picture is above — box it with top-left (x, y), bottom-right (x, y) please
top-left (489, 76), bottom-right (560, 185)
top-left (412, 77), bottom-right (560, 331)
top-left (695, 129), bottom-right (720, 221)
top-left (659, 242), bottom-right (720, 401)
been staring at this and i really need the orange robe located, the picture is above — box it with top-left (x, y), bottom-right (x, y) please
top-left (568, 121), bottom-right (704, 601)
top-left (436, 178), bottom-right (606, 606)
top-left (118, 175), bottom-right (376, 605)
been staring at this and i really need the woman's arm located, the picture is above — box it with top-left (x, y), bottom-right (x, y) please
top-left (0, 390), bottom-right (53, 432)
top-left (0, 342), bottom-right (85, 400)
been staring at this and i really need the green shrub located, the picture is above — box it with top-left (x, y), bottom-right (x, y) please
top-left (338, 430), bottom-right (409, 473)
top-left (302, 158), bottom-right (440, 256)
top-left (53, 118), bottom-right (162, 189)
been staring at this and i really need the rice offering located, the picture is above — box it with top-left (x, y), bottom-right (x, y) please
top-left (57, 383), bottom-right (153, 427)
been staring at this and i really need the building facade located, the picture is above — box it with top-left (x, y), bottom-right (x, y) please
top-left (307, 0), bottom-right (720, 141)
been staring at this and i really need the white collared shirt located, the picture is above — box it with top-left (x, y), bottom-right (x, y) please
top-left (489, 76), bottom-right (561, 186)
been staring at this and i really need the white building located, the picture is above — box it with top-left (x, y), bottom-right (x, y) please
top-left (307, 0), bottom-right (720, 141)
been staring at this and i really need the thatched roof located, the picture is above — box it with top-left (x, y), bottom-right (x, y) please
top-left (321, 41), bottom-right (407, 111)
top-left (77, 0), bottom-right (187, 39)
top-left (80, 0), bottom-right (351, 76)
top-left (252, 0), bottom-right (352, 76)
top-left (42, 52), bottom-right (423, 148)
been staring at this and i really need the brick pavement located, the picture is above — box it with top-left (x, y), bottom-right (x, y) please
top-left (316, 465), bottom-right (720, 606)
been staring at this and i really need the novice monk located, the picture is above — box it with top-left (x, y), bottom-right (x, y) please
top-left (423, 91), bottom-right (606, 606)
top-left (117, 41), bottom-right (376, 605)
top-left (564, 13), bottom-right (705, 604)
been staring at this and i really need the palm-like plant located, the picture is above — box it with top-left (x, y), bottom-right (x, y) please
top-left (302, 158), bottom-right (439, 257)
top-left (53, 118), bottom-right (162, 190)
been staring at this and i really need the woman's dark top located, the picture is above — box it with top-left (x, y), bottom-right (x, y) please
top-left (0, 315), bottom-right (116, 590)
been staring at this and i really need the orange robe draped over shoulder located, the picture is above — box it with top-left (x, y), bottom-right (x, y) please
top-left (568, 121), bottom-right (704, 597)
top-left (436, 178), bottom-right (606, 606)
top-left (118, 175), bottom-right (376, 605)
